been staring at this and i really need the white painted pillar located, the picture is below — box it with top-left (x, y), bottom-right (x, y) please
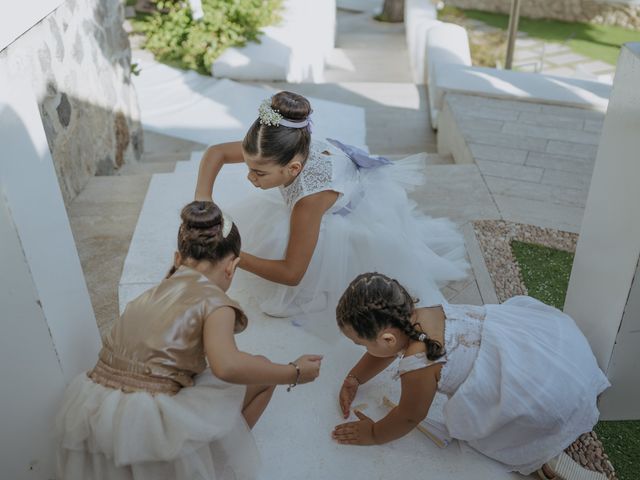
top-left (564, 43), bottom-right (640, 420)
top-left (0, 65), bottom-right (101, 477)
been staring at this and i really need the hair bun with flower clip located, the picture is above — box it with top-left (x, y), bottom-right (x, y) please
top-left (258, 98), bottom-right (312, 130)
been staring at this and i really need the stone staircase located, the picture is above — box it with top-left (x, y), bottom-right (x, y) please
top-left (69, 8), bottom-right (474, 336)
top-left (64, 8), bottom-right (531, 480)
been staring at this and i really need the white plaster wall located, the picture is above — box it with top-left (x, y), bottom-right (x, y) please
top-left (0, 190), bottom-right (66, 479)
top-left (0, 62), bottom-right (101, 477)
top-left (564, 43), bottom-right (640, 420)
top-left (598, 260), bottom-right (640, 419)
top-left (0, 0), bottom-right (63, 50)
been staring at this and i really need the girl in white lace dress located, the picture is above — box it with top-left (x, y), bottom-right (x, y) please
top-left (195, 92), bottom-right (468, 335)
top-left (333, 273), bottom-right (610, 480)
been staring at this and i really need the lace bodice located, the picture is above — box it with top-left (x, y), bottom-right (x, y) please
top-left (396, 303), bottom-right (485, 396)
top-left (279, 138), bottom-right (361, 212)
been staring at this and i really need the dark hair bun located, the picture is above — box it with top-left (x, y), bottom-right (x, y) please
top-left (271, 91), bottom-right (312, 121)
top-left (180, 201), bottom-right (222, 230)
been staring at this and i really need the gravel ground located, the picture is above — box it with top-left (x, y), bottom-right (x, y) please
top-left (472, 219), bottom-right (577, 302)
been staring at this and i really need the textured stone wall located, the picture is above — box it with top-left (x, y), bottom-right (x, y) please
top-left (0, 0), bottom-right (143, 204)
top-left (446, 0), bottom-right (640, 30)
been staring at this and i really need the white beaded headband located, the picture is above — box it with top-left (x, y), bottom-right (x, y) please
top-left (258, 98), bottom-right (311, 129)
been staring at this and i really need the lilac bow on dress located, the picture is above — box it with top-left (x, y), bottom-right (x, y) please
top-left (326, 138), bottom-right (392, 168)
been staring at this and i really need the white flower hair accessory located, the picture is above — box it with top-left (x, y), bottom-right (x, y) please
top-left (258, 98), bottom-right (311, 129)
top-left (221, 211), bottom-right (234, 238)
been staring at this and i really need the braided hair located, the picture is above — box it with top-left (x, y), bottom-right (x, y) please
top-left (336, 272), bottom-right (445, 361)
top-left (166, 201), bottom-right (241, 278)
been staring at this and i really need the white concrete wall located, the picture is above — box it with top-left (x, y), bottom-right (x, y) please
top-left (0, 60), bottom-right (101, 478)
top-left (598, 260), bottom-right (640, 419)
top-left (0, 0), bottom-right (63, 49)
top-left (564, 43), bottom-right (640, 420)
top-left (404, 0), bottom-right (441, 84)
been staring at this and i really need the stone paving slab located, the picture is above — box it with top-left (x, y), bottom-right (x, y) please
top-left (526, 151), bottom-right (595, 173)
top-left (540, 168), bottom-right (594, 189)
top-left (484, 176), bottom-right (588, 207)
top-left (476, 159), bottom-right (544, 182)
top-left (467, 18), bottom-right (617, 83)
top-left (578, 60), bottom-right (617, 74)
top-left (468, 143), bottom-right (529, 164)
top-left (502, 123), bottom-right (600, 145)
top-left (545, 52), bottom-right (588, 65)
top-left (437, 93), bottom-right (604, 233)
top-left (491, 194), bottom-right (584, 233)
top-left (546, 139), bottom-right (599, 159)
top-left (517, 111), bottom-right (586, 129)
top-left (412, 164), bottom-right (501, 224)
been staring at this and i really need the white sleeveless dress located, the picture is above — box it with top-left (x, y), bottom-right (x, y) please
top-left (396, 296), bottom-right (610, 475)
top-left (228, 138), bottom-right (469, 337)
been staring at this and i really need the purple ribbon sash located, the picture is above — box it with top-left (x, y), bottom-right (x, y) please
top-left (326, 138), bottom-right (392, 168)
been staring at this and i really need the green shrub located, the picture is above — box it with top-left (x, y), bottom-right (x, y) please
top-left (138, 0), bottom-right (282, 75)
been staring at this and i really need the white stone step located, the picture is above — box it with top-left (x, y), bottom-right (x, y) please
top-left (116, 161), bottom-right (177, 176)
top-left (118, 163), bottom-right (264, 311)
top-left (118, 162), bottom-right (520, 480)
top-left (133, 59), bottom-right (366, 148)
top-left (212, 0), bottom-right (335, 83)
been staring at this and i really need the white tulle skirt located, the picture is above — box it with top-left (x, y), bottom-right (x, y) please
top-left (228, 155), bottom-right (469, 339)
top-left (443, 296), bottom-right (610, 475)
top-left (56, 370), bottom-right (259, 480)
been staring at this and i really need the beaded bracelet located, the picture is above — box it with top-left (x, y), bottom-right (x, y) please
top-left (287, 361), bottom-right (300, 392)
top-left (345, 373), bottom-right (361, 385)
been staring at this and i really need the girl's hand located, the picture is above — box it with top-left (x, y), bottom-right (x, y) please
top-left (339, 375), bottom-right (359, 418)
top-left (332, 410), bottom-right (376, 445)
top-left (294, 354), bottom-right (323, 384)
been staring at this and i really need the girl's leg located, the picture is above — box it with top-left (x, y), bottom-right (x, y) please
top-left (242, 384), bottom-right (276, 429)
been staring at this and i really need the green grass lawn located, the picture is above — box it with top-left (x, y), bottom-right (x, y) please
top-left (442, 6), bottom-right (640, 65)
top-left (510, 240), bottom-right (574, 310)
top-left (511, 240), bottom-right (640, 480)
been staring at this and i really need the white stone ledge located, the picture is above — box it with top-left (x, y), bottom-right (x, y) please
top-left (426, 24), bottom-right (472, 126)
top-left (431, 64), bottom-right (612, 128)
top-left (404, 0), bottom-right (442, 84)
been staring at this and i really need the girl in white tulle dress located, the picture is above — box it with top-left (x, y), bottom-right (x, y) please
top-left (195, 92), bottom-right (468, 334)
top-left (55, 201), bottom-right (322, 480)
top-left (333, 273), bottom-right (610, 480)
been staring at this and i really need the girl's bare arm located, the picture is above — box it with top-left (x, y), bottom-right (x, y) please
top-left (371, 366), bottom-right (439, 444)
top-left (333, 365), bottom-right (440, 445)
top-left (204, 307), bottom-right (322, 384)
top-left (239, 190), bottom-right (338, 286)
top-left (338, 353), bottom-right (397, 418)
top-left (347, 352), bottom-right (397, 385)
top-left (194, 141), bottom-right (244, 201)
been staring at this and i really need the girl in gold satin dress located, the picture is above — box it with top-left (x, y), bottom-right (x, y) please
top-left (55, 201), bottom-right (323, 480)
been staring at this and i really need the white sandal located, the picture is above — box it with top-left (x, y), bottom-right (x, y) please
top-left (537, 452), bottom-right (608, 480)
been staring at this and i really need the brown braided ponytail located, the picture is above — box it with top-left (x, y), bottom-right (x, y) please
top-left (336, 273), bottom-right (445, 361)
top-left (166, 201), bottom-right (241, 278)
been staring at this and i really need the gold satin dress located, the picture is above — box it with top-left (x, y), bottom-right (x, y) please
top-left (56, 266), bottom-right (260, 480)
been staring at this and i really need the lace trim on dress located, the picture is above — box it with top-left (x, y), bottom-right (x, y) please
top-left (280, 142), bottom-right (334, 208)
top-left (393, 351), bottom-right (447, 380)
